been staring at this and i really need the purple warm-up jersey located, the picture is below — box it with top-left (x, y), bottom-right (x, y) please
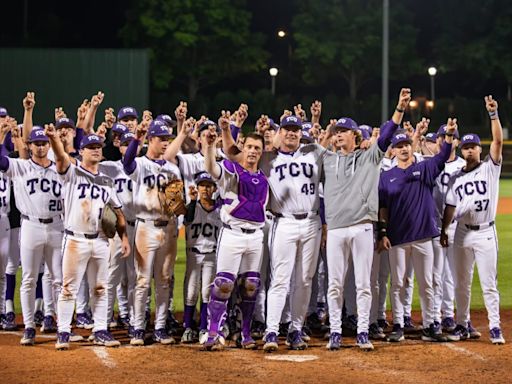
top-left (378, 142), bottom-right (451, 246)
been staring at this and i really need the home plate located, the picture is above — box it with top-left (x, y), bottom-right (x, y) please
top-left (265, 355), bottom-right (318, 362)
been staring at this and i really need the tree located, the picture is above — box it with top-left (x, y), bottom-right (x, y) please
top-left (291, 0), bottom-right (421, 103)
top-left (120, 0), bottom-right (269, 101)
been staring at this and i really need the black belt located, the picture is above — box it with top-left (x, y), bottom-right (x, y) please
top-left (127, 220), bottom-right (135, 227)
top-left (222, 223), bottom-right (258, 234)
top-left (138, 218), bottom-right (169, 227)
top-left (22, 214), bottom-right (55, 224)
top-left (65, 229), bottom-right (99, 239)
top-left (465, 221), bottom-right (494, 231)
top-left (273, 212), bottom-right (308, 220)
top-left (188, 247), bottom-right (215, 255)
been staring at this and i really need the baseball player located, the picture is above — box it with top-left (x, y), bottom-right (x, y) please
top-left (99, 132), bottom-right (137, 332)
top-left (203, 117), bottom-right (268, 351)
top-left (181, 172), bottom-right (221, 343)
top-left (441, 96), bottom-right (505, 344)
top-left (0, 125), bottom-right (65, 346)
top-left (320, 89), bottom-right (410, 351)
top-left (123, 120), bottom-right (184, 346)
top-left (46, 128), bottom-right (130, 350)
top-left (0, 127), bottom-right (11, 331)
top-left (378, 118), bottom-right (458, 343)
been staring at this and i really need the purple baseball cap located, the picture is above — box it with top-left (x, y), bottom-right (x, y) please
top-left (359, 125), bottom-right (372, 140)
top-left (334, 117), bottom-right (358, 131)
top-left (459, 133), bottom-right (481, 148)
top-left (147, 119), bottom-right (173, 138)
top-left (302, 122), bottom-right (313, 131)
top-left (198, 120), bottom-right (220, 134)
top-left (280, 115), bottom-right (303, 129)
top-left (0, 107), bottom-right (7, 117)
top-left (437, 124), bottom-right (460, 139)
top-left (28, 128), bottom-right (49, 143)
top-left (391, 133), bottom-right (412, 148)
top-left (55, 117), bottom-right (75, 130)
top-left (195, 171), bottom-right (215, 185)
top-left (300, 130), bottom-right (315, 143)
top-left (120, 132), bottom-right (135, 145)
top-left (268, 118), bottom-right (279, 131)
top-left (117, 106), bottom-right (138, 120)
top-left (80, 134), bottom-right (105, 149)
top-left (112, 123), bottom-right (129, 135)
top-left (156, 114), bottom-right (177, 128)
top-left (425, 132), bottom-right (438, 143)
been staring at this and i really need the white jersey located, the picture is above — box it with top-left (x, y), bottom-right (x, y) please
top-left (260, 145), bottom-right (322, 215)
top-left (3, 158), bottom-right (63, 218)
top-left (445, 156), bottom-right (501, 225)
top-left (380, 152), bottom-right (424, 172)
top-left (128, 156), bottom-right (182, 220)
top-left (177, 150), bottom-right (225, 204)
top-left (100, 160), bottom-right (135, 221)
top-left (433, 156), bottom-right (466, 226)
top-left (60, 163), bottom-right (122, 234)
top-left (185, 201), bottom-right (222, 254)
top-left (0, 174), bottom-right (11, 216)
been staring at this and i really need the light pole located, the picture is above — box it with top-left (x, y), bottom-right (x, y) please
top-left (428, 66), bottom-right (437, 102)
top-left (269, 67), bottom-right (278, 96)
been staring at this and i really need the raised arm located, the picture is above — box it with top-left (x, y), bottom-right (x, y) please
top-left (377, 88), bottom-right (411, 151)
top-left (485, 95), bottom-right (503, 163)
top-left (220, 110), bottom-right (243, 162)
top-left (163, 101), bottom-right (188, 163)
top-left (205, 127), bottom-right (222, 179)
top-left (22, 91), bottom-right (36, 145)
top-left (123, 124), bottom-right (146, 174)
top-left (82, 91), bottom-right (104, 134)
top-left (45, 124), bottom-right (70, 173)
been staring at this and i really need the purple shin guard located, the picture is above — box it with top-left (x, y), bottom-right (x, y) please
top-left (200, 303), bottom-right (208, 330)
top-left (238, 271), bottom-right (261, 340)
top-left (207, 272), bottom-right (236, 335)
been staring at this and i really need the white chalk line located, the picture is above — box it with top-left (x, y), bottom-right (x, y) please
top-left (265, 354), bottom-right (318, 362)
top-left (91, 346), bottom-right (117, 368)
top-left (443, 343), bottom-right (486, 361)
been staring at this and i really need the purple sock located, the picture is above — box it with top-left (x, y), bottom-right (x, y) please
top-left (36, 273), bottom-right (43, 299)
top-left (238, 272), bottom-right (261, 340)
top-left (5, 274), bottom-right (15, 301)
top-left (200, 303), bottom-right (208, 330)
top-left (183, 305), bottom-right (195, 329)
top-left (240, 299), bottom-right (256, 339)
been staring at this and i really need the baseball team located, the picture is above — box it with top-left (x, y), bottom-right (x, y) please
top-left (0, 87), bottom-right (505, 352)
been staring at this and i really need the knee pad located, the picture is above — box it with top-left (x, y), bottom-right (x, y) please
top-left (238, 271), bottom-right (261, 300)
top-left (211, 272), bottom-right (236, 300)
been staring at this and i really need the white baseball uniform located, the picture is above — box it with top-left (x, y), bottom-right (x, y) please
top-left (445, 155), bottom-right (501, 329)
top-left (127, 155), bottom-right (181, 331)
top-left (0, 174), bottom-right (11, 317)
top-left (57, 163), bottom-right (122, 334)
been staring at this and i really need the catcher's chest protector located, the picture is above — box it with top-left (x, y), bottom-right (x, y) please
top-left (229, 162), bottom-right (268, 223)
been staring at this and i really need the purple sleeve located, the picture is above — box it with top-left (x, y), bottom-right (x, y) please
top-left (74, 128), bottom-right (84, 151)
top-left (378, 172), bottom-right (388, 209)
top-left (122, 139), bottom-right (139, 175)
top-left (0, 145), bottom-right (10, 172)
top-left (423, 141), bottom-right (452, 186)
top-left (377, 120), bottom-right (399, 152)
top-left (3, 132), bottom-right (14, 153)
top-left (230, 124), bottom-right (240, 142)
top-left (319, 197), bottom-right (326, 225)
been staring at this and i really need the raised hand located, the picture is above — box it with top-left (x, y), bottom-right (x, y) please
top-left (485, 95), bottom-right (498, 114)
top-left (235, 103), bottom-right (248, 127)
top-left (142, 110), bottom-right (153, 124)
top-left (135, 122), bottom-right (148, 140)
top-left (396, 88), bottom-right (412, 111)
top-left (175, 101), bottom-right (188, 123)
top-left (218, 110), bottom-right (231, 131)
top-left (445, 118), bottom-right (457, 135)
top-left (91, 91), bottom-right (105, 108)
top-left (23, 92), bottom-right (36, 111)
top-left (105, 107), bottom-right (116, 128)
top-left (294, 104), bottom-right (307, 121)
top-left (182, 117), bottom-right (196, 136)
top-left (189, 185), bottom-right (198, 201)
top-left (403, 121), bottom-right (414, 137)
top-left (96, 122), bottom-right (107, 139)
top-left (55, 107), bottom-right (67, 121)
top-left (310, 100), bottom-right (322, 123)
top-left (77, 99), bottom-right (90, 123)
top-left (44, 123), bottom-right (57, 138)
top-left (415, 118), bottom-right (430, 137)
top-left (279, 109), bottom-right (292, 124)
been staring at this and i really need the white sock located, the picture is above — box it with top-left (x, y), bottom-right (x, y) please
top-left (35, 298), bottom-right (44, 312)
top-left (6, 300), bottom-right (14, 314)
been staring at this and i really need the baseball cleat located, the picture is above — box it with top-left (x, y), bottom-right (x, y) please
top-left (198, 329), bottom-right (208, 345)
top-left (301, 327), bottom-right (311, 342)
top-left (263, 332), bottom-right (278, 353)
top-left (369, 323), bottom-right (386, 340)
top-left (130, 329), bottom-right (145, 346)
top-left (128, 325), bottom-right (135, 338)
top-left (489, 327), bottom-right (505, 345)
top-left (20, 327), bottom-right (36, 346)
top-left (278, 322), bottom-right (290, 338)
top-left (388, 324), bottom-right (405, 342)
top-left (75, 313), bottom-right (94, 329)
top-left (93, 330), bottom-right (120, 347)
top-left (40, 315), bottom-right (57, 333)
top-left (153, 328), bottom-right (176, 345)
top-left (441, 317), bottom-right (456, 333)
top-left (34, 310), bottom-right (44, 327)
top-left (421, 323), bottom-right (447, 342)
top-left (240, 335), bottom-right (257, 350)
top-left (70, 332), bottom-right (84, 342)
top-left (307, 312), bottom-right (323, 331)
top-left (108, 316), bottom-right (119, 329)
top-left (202, 332), bottom-right (224, 351)
top-left (286, 330), bottom-right (307, 350)
top-left (467, 321), bottom-right (482, 339)
top-left (403, 316), bottom-right (417, 333)
top-left (326, 332), bottom-right (342, 351)
top-left (181, 328), bottom-right (198, 344)
top-left (377, 318), bottom-right (389, 330)
top-left (356, 332), bottom-right (374, 351)
top-left (447, 324), bottom-right (468, 342)
top-left (118, 315), bottom-right (130, 329)
top-left (55, 332), bottom-right (70, 350)
top-left (3, 312), bottom-right (18, 331)
top-left (250, 320), bottom-right (265, 340)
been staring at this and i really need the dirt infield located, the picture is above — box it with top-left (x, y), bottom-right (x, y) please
top-left (498, 197), bottom-right (512, 214)
top-left (0, 309), bottom-right (511, 384)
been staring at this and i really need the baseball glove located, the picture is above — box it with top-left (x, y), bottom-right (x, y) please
top-left (101, 204), bottom-right (118, 238)
top-left (158, 179), bottom-right (186, 217)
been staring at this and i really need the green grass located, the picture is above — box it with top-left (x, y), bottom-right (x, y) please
top-left (10, 179), bottom-right (512, 314)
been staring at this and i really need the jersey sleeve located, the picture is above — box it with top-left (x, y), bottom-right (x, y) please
top-left (0, 157), bottom-right (21, 178)
top-left (108, 189), bottom-right (123, 209)
top-left (444, 174), bottom-right (458, 207)
top-left (378, 172), bottom-right (389, 209)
